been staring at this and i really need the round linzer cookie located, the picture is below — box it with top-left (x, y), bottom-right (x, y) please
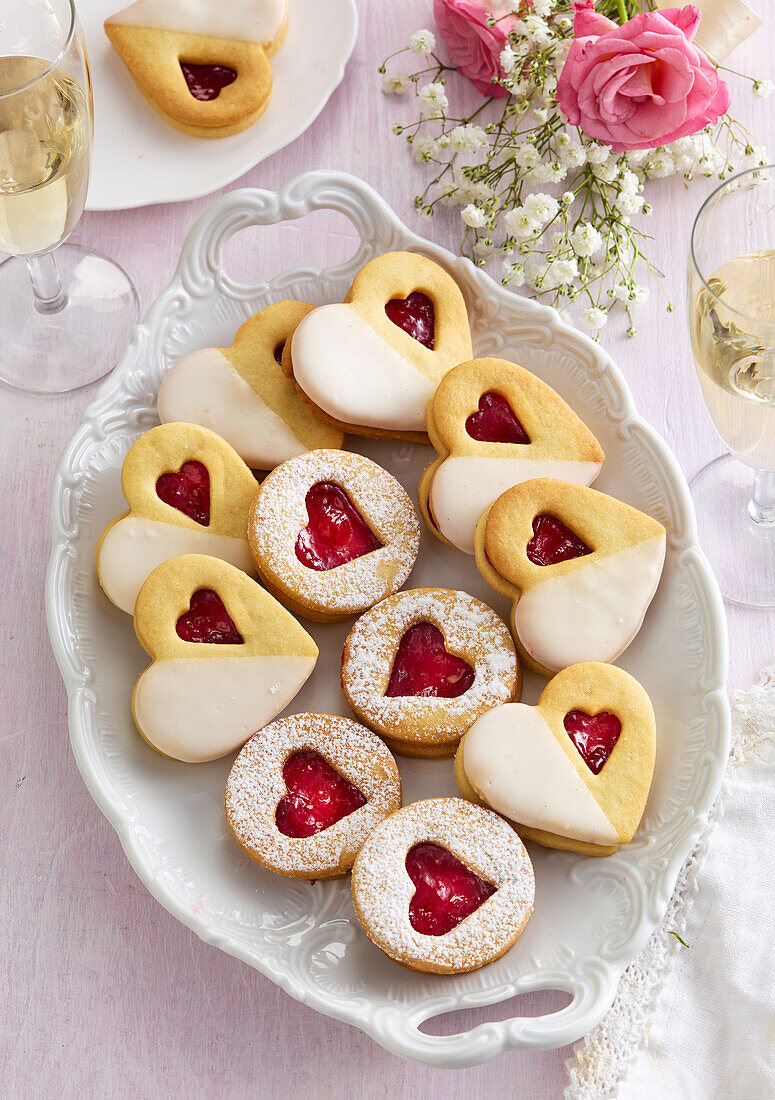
top-left (132, 554), bottom-right (318, 762)
top-left (419, 358), bottom-right (605, 555)
top-left (351, 798), bottom-right (535, 974)
top-left (455, 663), bottom-right (657, 856)
top-left (225, 713), bottom-right (402, 879)
top-left (341, 588), bottom-right (520, 759)
top-left (104, 0), bottom-right (288, 138)
top-left (285, 252), bottom-right (473, 444)
top-left (475, 478), bottom-right (666, 676)
top-left (248, 449), bottom-right (421, 622)
top-left (96, 422), bottom-right (258, 615)
top-left (157, 301), bottom-right (343, 470)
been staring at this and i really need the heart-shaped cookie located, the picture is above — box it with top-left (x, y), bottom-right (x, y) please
top-left (96, 422), bottom-right (259, 615)
top-left (341, 588), bottom-right (520, 758)
top-left (104, 0), bottom-right (287, 138)
top-left (285, 252), bottom-right (473, 444)
top-left (132, 554), bottom-right (318, 762)
top-left (248, 449), bottom-right (421, 622)
top-left (225, 713), bottom-right (402, 879)
top-left (419, 359), bottom-right (605, 555)
top-left (157, 301), bottom-right (343, 470)
top-left (475, 478), bottom-right (666, 676)
top-left (351, 798), bottom-right (535, 974)
top-left (455, 662), bottom-right (656, 856)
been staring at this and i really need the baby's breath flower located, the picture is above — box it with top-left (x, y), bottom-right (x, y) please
top-left (571, 222), bottom-right (603, 258)
top-left (382, 71), bottom-right (409, 96)
top-left (644, 150), bottom-right (677, 178)
top-left (418, 81), bottom-right (448, 119)
top-left (500, 46), bottom-right (517, 74)
top-left (461, 204), bottom-right (487, 229)
top-left (582, 306), bottom-right (608, 329)
top-left (448, 124), bottom-right (489, 154)
top-left (409, 29), bottom-right (436, 54)
top-left (504, 206), bottom-right (540, 239)
top-left (412, 136), bottom-right (438, 163)
top-left (561, 190), bottom-right (575, 205)
top-left (753, 79), bottom-right (774, 99)
top-left (585, 142), bottom-right (612, 166)
top-left (524, 192), bottom-right (559, 225)
top-left (513, 143), bottom-right (540, 170)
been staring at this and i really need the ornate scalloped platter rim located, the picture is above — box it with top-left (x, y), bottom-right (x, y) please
top-left (45, 172), bottom-right (730, 1068)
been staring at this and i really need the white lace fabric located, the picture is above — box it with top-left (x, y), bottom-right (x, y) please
top-left (565, 667), bottom-right (775, 1100)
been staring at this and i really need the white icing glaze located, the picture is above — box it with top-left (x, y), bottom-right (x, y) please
top-left (157, 348), bottom-right (307, 469)
top-left (133, 654), bottom-right (316, 763)
top-left (106, 0), bottom-right (287, 44)
top-left (291, 304), bottom-right (435, 432)
top-left (514, 535), bottom-right (666, 672)
top-left (430, 456), bottom-right (603, 555)
top-left (463, 704), bottom-right (619, 845)
top-left (98, 515), bottom-right (254, 614)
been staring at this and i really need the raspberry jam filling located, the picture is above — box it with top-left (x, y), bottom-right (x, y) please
top-left (175, 589), bottom-right (244, 644)
top-left (564, 710), bottom-right (622, 775)
top-left (526, 513), bottom-right (593, 566)
top-left (385, 622), bottom-right (474, 699)
top-left (385, 291), bottom-right (435, 349)
top-left (465, 391), bottom-right (530, 444)
top-left (156, 460), bottom-right (210, 526)
top-left (273, 341), bottom-right (285, 364)
top-left (406, 842), bottom-right (496, 936)
top-left (180, 62), bottom-right (237, 101)
top-left (275, 751), bottom-right (367, 838)
top-left (295, 481), bottom-right (382, 571)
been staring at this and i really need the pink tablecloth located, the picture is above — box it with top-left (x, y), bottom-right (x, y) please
top-left (2, 1), bottom-right (774, 1095)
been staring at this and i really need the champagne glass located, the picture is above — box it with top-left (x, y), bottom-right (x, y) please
top-left (0, 0), bottom-right (138, 394)
top-left (688, 166), bottom-right (775, 608)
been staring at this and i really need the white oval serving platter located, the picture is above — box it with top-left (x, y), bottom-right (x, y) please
top-left (79, 0), bottom-right (358, 210)
top-left (46, 171), bottom-right (730, 1067)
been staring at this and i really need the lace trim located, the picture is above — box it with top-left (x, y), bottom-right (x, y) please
top-left (564, 666), bottom-right (775, 1100)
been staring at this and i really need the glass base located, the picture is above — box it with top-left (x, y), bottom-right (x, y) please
top-left (0, 243), bottom-right (139, 394)
top-left (691, 453), bottom-right (775, 609)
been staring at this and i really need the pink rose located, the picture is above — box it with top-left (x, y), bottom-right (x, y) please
top-left (434, 0), bottom-right (514, 98)
top-left (557, 3), bottom-right (730, 151)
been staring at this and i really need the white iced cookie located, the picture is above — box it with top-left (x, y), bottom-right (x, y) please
top-left (157, 301), bottom-right (343, 470)
top-left (419, 358), bottom-right (605, 555)
top-left (456, 662), bottom-right (657, 856)
top-left (286, 251), bottom-right (473, 444)
top-left (132, 554), bottom-right (318, 763)
top-left (96, 422), bottom-right (258, 615)
top-left (475, 478), bottom-right (666, 677)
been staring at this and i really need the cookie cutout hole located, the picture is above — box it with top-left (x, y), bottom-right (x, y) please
top-left (526, 514), bottom-right (593, 566)
top-left (156, 460), bottom-right (210, 526)
top-left (385, 622), bottom-right (474, 699)
top-left (406, 842), bottom-right (496, 936)
top-left (219, 211), bottom-right (361, 289)
top-left (273, 340), bottom-right (286, 365)
top-left (564, 709), bottom-right (622, 775)
top-left (419, 989), bottom-right (573, 1036)
top-left (175, 589), bottom-right (244, 645)
top-left (385, 290), bottom-right (435, 349)
top-left (275, 750), bottom-right (367, 837)
top-left (466, 391), bottom-right (530, 444)
top-left (180, 62), bottom-right (237, 101)
top-left (295, 481), bottom-right (382, 571)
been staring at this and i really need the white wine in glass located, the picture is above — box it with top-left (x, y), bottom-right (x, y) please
top-left (688, 169), bottom-right (775, 608)
top-left (0, 1), bottom-right (138, 394)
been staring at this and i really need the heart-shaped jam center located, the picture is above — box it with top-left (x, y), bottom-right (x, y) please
top-left (275, 750), bottom-right (367, 837)
top-left (526, 513), bottom-right (593, 566)
top-left (180, 62), bottom-right (237, 101)
top-left (465, 391), bottom-right (530, 445)
top-left (384, 291), bottom-right (435, 349)
top-left (405, 842), bottom-right (496, 936)
top-left (156, 460), bottom-right (210, 526)
top-left (564, 709), bottom-right (622, 774)
top-left (385, 622), bottom-right (474, 699)
top-left (273, 341), bottom-right (285, 365)
top-left (295, 481), bottom-right (382, 571)
top-left (175, 589), bottom-right (244, 644)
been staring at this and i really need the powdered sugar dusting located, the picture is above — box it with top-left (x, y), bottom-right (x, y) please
top-left (248, 449), bottom-right (420, 617)
top-left (351, 798), bottom-right (535, 973)
top-left (226, 713), bottom-right (401, 878)
top-left (341, 588), bottom-right (518, 747)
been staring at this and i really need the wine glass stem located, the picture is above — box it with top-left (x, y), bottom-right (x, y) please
top-left (748, 468), bottom-right (775, 527)
top-left (25, 251), bottom-right (67, 314)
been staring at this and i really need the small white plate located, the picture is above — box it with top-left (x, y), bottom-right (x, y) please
top-left (46, 172), bottom-right (730, 1066)
top-left (79, 0), bottom-right (357, 210)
